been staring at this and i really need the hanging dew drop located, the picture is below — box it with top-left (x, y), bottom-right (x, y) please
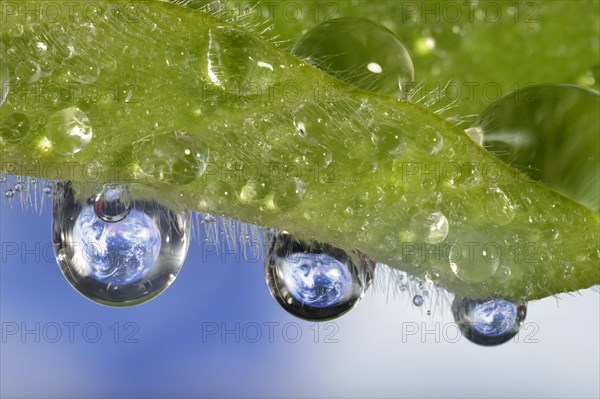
top-left (292, 17), bottom-right (415, 97)
top-left (94, 183), bottom-right (133, 223)
top-left (52, 182), bottom-right (191, 306)
top-left (264, 230), bottom-right (375, 321)
top-left (45, 107), bottom-right (93, 155)
top-left (452, 296), bottom-right (527, 346)
top-left (5, 189), bottom-right (14, 198)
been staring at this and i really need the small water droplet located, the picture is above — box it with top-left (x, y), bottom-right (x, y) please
top-left (413, 294), bottom-right (423, 306)
top-left (45, 107), bottom-right (93, 155)
top-left (292, 17), bottom-right (414, 97)
top-left (485, 187), bottom-right (516, 225)
top-left (271, 178), bottom-right (306, 211)
top-left (265, 230), bottom-right (375, 321)
top-left (66, 55), bottom-right (100, 84)
top-left (5, 189), bottom-right (14, 198)
top-left (409, 211), bottom-right (449, 244)
top-left (53, 182), bottom-right (191, 306)
top-left (449, 232), bottom-right (501, 282)
top-left (0, 113), bottom-right (30, 143)
top-left (452, 296), bottom-right (527, 346)
top-left (165, 44), bottom-right (189, 67)
top-left (94, 184), bottom-right (132, 223)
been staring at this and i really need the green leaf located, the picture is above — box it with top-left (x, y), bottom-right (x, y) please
top-left (0, 0), bottom-right (598, 302)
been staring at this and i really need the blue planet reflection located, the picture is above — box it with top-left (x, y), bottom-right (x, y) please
top-left (71, 205), bottom-right (161, 285)
top-left (472, 299), bottom-right (517, 337)
top-left (278, 253), bottom-right (352, 307)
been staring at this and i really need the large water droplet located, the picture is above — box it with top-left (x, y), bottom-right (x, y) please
top-left (474, 84), bottom-right (599, 213)
top-left (94, 183), bottom-right (132, 223)
top-left (409, 211), bottom-right (449, 244)
top-left (0, 56), bottom-right (9, 107)
top-left (265, 230), bottom-right (375, 321)
top-left (485, 187), bottom-right (515, 225)
top-left (449, 232), bottom-right (500, 282)
top-left (292, 17), bottom-right (415, 97)
top-left (452, 296), bottom-right (527, 346)
top-left (66, 55), bottom-right (100, 84)
top-left (45, 107), bottom-right (93, 155)
top-left (53, 182), bottom-right (191, 306)
top-left (0, 113), bottom-right (30, 143)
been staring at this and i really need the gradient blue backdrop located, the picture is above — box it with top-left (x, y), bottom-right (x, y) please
top-left (1, 185), bottom-right (599, 398)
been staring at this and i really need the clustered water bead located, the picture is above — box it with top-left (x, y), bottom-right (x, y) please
top-left (265, 230), bottom-right (375, 321)
top-left (53, 182), bottom-right (191, 306)
top-left (292, 17), bottom-right (415, 97)
top-left (452, 296), bottom-right (527, 346)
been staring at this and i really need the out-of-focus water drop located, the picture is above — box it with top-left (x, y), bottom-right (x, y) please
top-left (94, 183), bottom-right (132, 223)
top-left (265, 230), bottom-right (375, 321)
top-left (452, 296), bottom-right (527, 346)
top-left (474, 84), bottom-right (599, 213)
top-left (292, 17), bottom-right (414, 97)
top-left (53, 182), bottom-right (191, 306)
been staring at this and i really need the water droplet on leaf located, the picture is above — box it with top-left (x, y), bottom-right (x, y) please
top-left (45, 107), bottom-right (93, 155)
top-left (449, 232), bottom-right (501, 282)
top-left (485, 187), bottom-right (515, 225)
top-left (292, 17), bottom-right (415, 97)
top-left (409, 211), bottom-right (449, 244)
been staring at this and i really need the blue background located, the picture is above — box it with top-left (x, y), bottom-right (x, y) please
top-left (1, 181), bottom-right (599, 398)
